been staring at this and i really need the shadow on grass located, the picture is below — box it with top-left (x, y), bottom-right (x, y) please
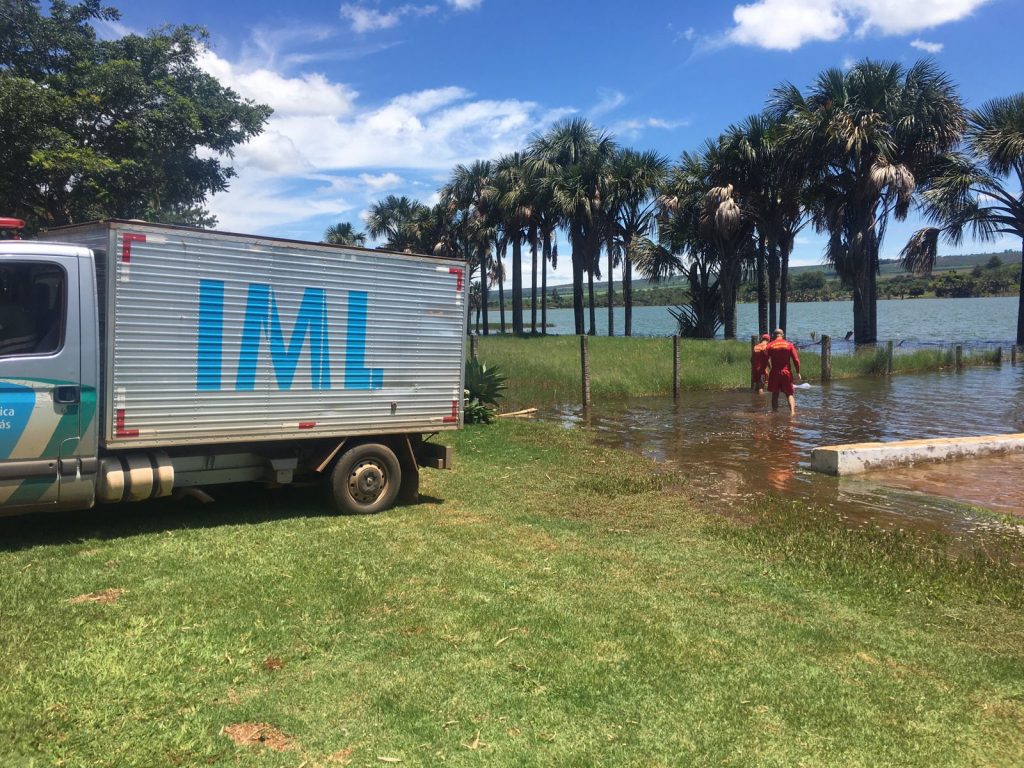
top-left (0, 484), bottom-right (445, 552)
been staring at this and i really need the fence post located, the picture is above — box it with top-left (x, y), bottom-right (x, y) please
top-left (673, 335), bottom-right (681, 401)
top-left (821, 335), bottom-right (832, 383)
top-left (885, 340), bottom-right (894, 375)
top-left (750, 335), bottom-right (758, 390)
top-left (469, 333), bottom-right (478, 361)
top-left (955, 344), bottom-right (963, 371)
top-left (580, 334), bottom-right (591, 408)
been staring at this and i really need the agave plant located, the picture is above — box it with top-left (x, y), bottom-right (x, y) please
top-left (463, 358), bottom-right (507, 424)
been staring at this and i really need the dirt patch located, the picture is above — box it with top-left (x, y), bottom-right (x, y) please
top-left (69, 588), bottom-right (125, 605)
top-left (327, 747), bottom-right (355, 764)
top-left (262, 656), bottom-right (284, 672)
top-left (221, 722), bottom-right (293, 752)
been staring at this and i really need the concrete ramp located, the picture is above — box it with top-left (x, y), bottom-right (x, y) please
top-left (811, 433), bottom-right (1024, 476)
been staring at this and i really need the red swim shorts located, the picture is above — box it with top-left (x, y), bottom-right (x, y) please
top-left (767, 368), bottom-right (794, 396)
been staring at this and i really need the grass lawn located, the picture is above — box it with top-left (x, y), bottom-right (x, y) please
top-left (475, 335), bottom-right (1003, 408)
top-left (1, 421), bottom-right (1022, 767)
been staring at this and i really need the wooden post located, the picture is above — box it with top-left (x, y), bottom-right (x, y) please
top-left (750, 335), bottom-right (758, 390)
top-left (821, 335), bottom-right (832, 383)
top-left (886, 340), bottom-right (894, 375)
top-left (955, 344), bottom-right (963, 370)
top-left (673, 335), bottom-right (681, 401)
top-left (995, 346), bottom-right (1003, 365)
top-left (1012, 345), bottom-right (1018, 365)
top-left (580, 334), bottom-right (591, 408)
top-left (469, 334), bottom-right (478, 361)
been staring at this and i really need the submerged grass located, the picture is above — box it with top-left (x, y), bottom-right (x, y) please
top-left (476, 335), bottom-right (1004, 407)
top-left (1, 420), bottom-right (1022, 767)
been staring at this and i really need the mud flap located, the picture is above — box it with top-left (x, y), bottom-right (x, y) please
top-left (398, 435), bottom-right (420, 504)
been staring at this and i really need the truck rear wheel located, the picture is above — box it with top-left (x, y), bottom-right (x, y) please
top-left (328, 443), bottom-right (402, 514)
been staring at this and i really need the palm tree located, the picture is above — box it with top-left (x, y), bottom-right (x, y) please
top-left (442, 161), bottom-right (494, 333)
top-left (493, 152), bottom-right (532, 335)
top-left (901, 93), bottom-right (1024, 345)
top-left (365, 195), bottom-right (429, 251)
top-left (771, 59), bottom-right (965, 343)
top-left (721, 114), bottom-right (809, 334)
top-left (323, 221), bottom-right (367, 246)
top-left (663, 145), bottom-right (752, 339)
top-left (636, 182), bottom-right (721, 338)
top-left (529, 119), bottom-right (616, 335)
top-left (606, 148), bottom-right (669, 336)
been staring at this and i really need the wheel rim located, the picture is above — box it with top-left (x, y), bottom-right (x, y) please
top-left (348, 459), bottom-right (388, 504)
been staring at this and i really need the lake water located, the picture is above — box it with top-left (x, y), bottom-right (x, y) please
top-left (531, 296), bottom-right (1020, 348)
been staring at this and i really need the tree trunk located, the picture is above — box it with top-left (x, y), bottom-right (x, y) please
top-left (868, 253), bottom-right (878, 343)
top-left (497, 247), bottom-right (506, 334)
top-left (768, 242), bottom-right (779, 332)
top-left (1018, 240), bottom-right (1024, 345)
top-left (606, 236), bottom-right (615, 337)
top-left (511, 234), bottom-right (523, 335)
top-left (530, 227), bottom-right (538, 334)
top-left (756, 237), bottom-right (768, 336)
top-left (779, 247), bottom-right (789, 335)
top-left (720, 260), bottom-right (739, 340)
top-left (624, 237), bottom-right (633, 337)
top-left (542, 231), bottom-right (551, 336)
top-left (587, 265), bottom-right (596, 336)
top-left (572, 234), bottom-right (585, 335)
top-left (479, 245), bottom-right (489, 335)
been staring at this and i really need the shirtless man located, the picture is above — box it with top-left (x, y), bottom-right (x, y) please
top-left (765, 328), bottom-right (801, 414)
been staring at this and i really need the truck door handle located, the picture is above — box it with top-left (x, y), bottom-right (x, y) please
top-left (54, 385), bottom-right (80, 404)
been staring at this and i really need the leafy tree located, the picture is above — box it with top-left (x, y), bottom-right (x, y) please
top-left (901, 93), bottom-right (1024, 344)
top-left (772, 59), bottom-right (965, 343)
top-left (0, 0), bottom-right (271, 229)
top-left (323, 222), bottom-right (366, 246)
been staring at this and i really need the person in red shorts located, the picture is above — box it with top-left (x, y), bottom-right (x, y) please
top-left (751, 333), bottom-right (770, 394)
top-left (766, 328), bottom-right (801, 414)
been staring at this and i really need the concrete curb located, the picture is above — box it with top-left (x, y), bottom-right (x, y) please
top-left (810, 433), bottom-right (1024, 476)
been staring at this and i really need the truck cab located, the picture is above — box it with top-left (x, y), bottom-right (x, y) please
top-left (0, 237), bottom-right (99, 514)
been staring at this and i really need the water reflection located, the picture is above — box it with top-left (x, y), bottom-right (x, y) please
top-left (555, 365), bottom-right (1024, 533)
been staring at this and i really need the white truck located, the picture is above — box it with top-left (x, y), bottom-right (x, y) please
top-left (0, 218), bottom-right (466, 516)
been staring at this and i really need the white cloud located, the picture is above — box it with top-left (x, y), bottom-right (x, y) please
top-left (196, 47), bottom-right (559, 234)
top-left (841, 56), bottom-right (856, 69)
top-left (724, 0), bottom-right (990, 50)
top-left (610, 117), bottom-right (690, 138)
top-left (591, 89), bottom-right (627, 117)
top-left (909, 38), bottom-right (944, 53)
top-left (339, 3), bottom-right (437, 34)
top-left (448, 0), bottom-right (482, 8)
top-left (198, 49), bottom-right (358, 117)
top-left (359, 172), bottom-right (403, 190)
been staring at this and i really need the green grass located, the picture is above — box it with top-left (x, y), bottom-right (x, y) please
top-left (476, 335), bottom-right (1004, 408)
top-left (1, 421), bottom-right (1022, 767)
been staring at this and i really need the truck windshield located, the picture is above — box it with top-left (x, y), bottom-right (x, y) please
top-left (0, 263), bottom-right (65, 357)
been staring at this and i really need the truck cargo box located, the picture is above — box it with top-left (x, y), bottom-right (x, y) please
top-left (39, 220), bottom-right (467, 450)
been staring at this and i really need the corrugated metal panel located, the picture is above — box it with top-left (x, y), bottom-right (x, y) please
top-left (43, 222), bottom-right (467, 448)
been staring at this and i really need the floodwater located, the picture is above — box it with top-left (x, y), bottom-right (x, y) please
top-left (555, 364), bottom-right (1024, 535)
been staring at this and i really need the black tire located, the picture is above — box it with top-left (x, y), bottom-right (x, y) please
top-left (328, 443), bottom-right (401, 514)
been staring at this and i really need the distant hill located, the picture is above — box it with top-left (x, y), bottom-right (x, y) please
top-left (542, 249), bottom-right (1017, 291)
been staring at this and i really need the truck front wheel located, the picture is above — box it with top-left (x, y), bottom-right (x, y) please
top-left (328, 443), bottom-right (402, 514)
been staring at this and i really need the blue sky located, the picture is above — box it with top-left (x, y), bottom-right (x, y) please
top-left (109, 0), bottom-right (1022, 282)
